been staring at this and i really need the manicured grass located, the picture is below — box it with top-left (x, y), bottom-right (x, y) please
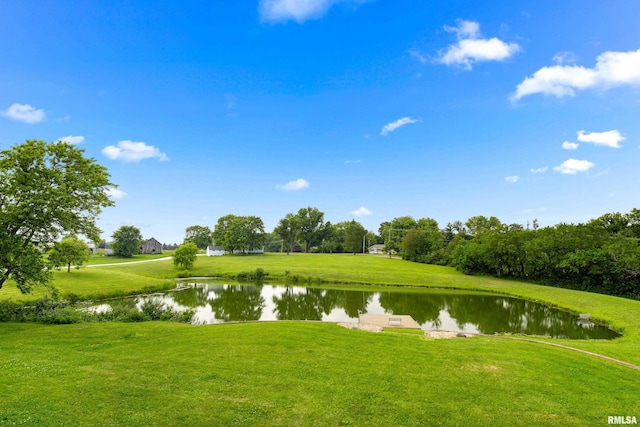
top-left (1, 321), bottom-right (638, 426)
top-left (2, 253), bottom-right (640, 425)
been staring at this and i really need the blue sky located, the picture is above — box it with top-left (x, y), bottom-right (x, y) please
top-left (2, 0), bottom-right (640, 244)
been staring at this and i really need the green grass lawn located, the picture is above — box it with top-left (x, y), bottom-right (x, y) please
top-left (1, 253), bottom-right (640, 425)
top-left (1, 321), bottom-right (638, 426)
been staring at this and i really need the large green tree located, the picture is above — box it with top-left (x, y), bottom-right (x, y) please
top-left (213, 215), bottom-right (265, 254)
top-left (343, 220), bottom-right (366, 254)
top-left (295, 207), bottom-right (325, 253)
top-left (48, 236), bottom-right (92, 273)
top-left (111, 226), bottom-right (143, 258)
top-left (0, 140), bottom-right (114, 293)
top-left (184, 225), bottom-right (213, 249)
top-left (273, 213), bottom-right (299, 254)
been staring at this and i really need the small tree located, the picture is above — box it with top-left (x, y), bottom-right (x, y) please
top-left (173, 243), bottom-right (198, 270)
top-left (111, 225), bottom-right (143, 258)
top-left (48, 236), bottom-right (92, 272)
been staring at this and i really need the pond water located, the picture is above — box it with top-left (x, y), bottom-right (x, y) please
top-left (95, 283), bottom-right (620, 339)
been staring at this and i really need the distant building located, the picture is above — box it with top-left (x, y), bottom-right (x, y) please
top-left (206, 245), bottom-right (225, 256)
top-left (141, 238), bottom-right (163, 254)
top-left (369, 244), bottom-right (386, 254)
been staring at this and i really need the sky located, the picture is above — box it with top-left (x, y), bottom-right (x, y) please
top-left (1, 0), bottom-right (640, 244)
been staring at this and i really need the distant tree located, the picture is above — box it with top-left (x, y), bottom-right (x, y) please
top-left (184, 225), bottom-right (213, 249)
top-left (173, 243), bottom-right (198, 270)
top-left (274, 213), bottom-right (299, 254)
top-left (0, 139), bottom-right (114, 293)
top-left (47, 236), bottom-right (92, 273)
top-left (213, 215), bottom-right (265, 254)
top-left (295, 207), bottom-right (326, 253)
top-left (344, 220), bottom-right (366, 254)
top-left (465, 215), bottom-right (504, 237)
top-left (111, 226), bottom-right (143, 258)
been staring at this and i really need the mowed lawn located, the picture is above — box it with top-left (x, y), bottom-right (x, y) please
top-left (1, 253), bottom-right (640, 425)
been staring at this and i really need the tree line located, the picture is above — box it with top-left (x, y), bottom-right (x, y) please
top-left (3, 140), bottom-right (639, 299)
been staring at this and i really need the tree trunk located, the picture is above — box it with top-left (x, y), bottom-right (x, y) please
top-left (67, 263), bottom-right (71, 273)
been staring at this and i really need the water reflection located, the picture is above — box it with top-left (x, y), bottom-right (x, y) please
top-left (99, 283), bottom-right (620, 339)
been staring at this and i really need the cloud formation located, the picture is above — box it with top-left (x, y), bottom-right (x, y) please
top-left (562, 141), bottom-right (579, 150)
top-left (1, 103), bottom-right (46, 124)
top-left (530, 166), bottom-right (548, 173)
top-left (351, 206), bottom-right (372, 216)
top-left (512, 48), bottom-right (640, 100)
top-left (104, 188), bottom-right (127, 199)
top-left (380, 117), bottom-right (418, 136)
top-left (436, 20), bottom-right (520, 70)
top-left (554, 158), bottom-right (595, 174)
top-left (505, 175), bottom-right (519, 183)
top-left (577, 130), bottom-right (624, 148)
top-left (277, 178), bottom-right (310, 191)
top-left (101, 140), bottom-right (169, 162)
top-left (259, 0), bottom-right (366, 23)
top-left (58, 135), bottom-right (85, 145)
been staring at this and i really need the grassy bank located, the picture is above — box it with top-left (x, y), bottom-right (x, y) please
top-left (1, 321), bottom-right (638, 426)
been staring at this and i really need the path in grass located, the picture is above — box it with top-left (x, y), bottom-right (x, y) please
top-left (86, 256), bottom-right (173, 267)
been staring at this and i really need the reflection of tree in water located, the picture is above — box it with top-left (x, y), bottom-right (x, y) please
top-left (444, 294), bottom-right (617, 339)
top-left (378, 292), bottom-right (443, 325)
top-left (170, 285), bottom-right (211, 308)
top-left (336, 290), bottom-right (374, 318)
top-left (272, 287), bottom-right (341, 320)
top-left (208, 285), bottom-right (266, 322)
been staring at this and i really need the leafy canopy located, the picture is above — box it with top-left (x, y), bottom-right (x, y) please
top-left (173, 243), bottom-right (199, 270)
top-left (48, 236), bottom-right (92, 273)
top-left (0, 140), bottom-right (114, 293)
top-left (111, 226), bottom-right (143, 258)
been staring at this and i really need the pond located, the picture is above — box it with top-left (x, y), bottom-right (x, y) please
top-left (94, 283), bottom-right (620, 339)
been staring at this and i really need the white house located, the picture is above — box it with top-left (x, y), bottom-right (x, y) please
top-left (368, 244), bottom-right (386, 254)
top-left (206, 245), bottom-right (225, 256)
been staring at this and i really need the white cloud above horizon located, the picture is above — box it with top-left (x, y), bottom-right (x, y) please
top-left (512, 48), bottom-right (640, 100)
top-left (1, 103), bottom-right (46, 124)
top-left (277, 178), bottom-right (310, 191)
top-left (101, 140), bottom-right (169, 162)
top-left (530, 166), bottom-right (548, 173)
top-left (436, 20), bottom-right (520, 70)
top-left (505, 175), bottom-right (519, 183)
top-left (104, 187), bottom-right (127, 199)
top-left (258, 0), bottom-right (367, 23)
top-left (562, 141), bottom-right (579, 150)
top-left (380, 117), bottom-right (418, 136)
top-left (351, 206), bottom-right (372, 216)
top-left (554, 158), bottom-right (595, 174)
top-left (58, 135), bottom-right (85, 145)
top-left (577, 130), bottom-right (625, 148)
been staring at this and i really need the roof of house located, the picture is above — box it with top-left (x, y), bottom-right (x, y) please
top-left (207, 245), bottom-right (225, 251)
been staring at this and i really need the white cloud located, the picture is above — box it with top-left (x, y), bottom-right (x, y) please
top-left (512, 48), bottom-right (640, 100)
top-left (101, 140), bottom-right (169, 162)
top-left (57, 135), bottom-right (85, 145)
top-left (351, 206), bottom-right (372, 216)
top-left (552, 51), bottom-right (577, 65)
top-left (505, 175), bottom-right (519, 183)
top-left (562, 141), bottom-right (579, 150)
top-left (258, 0), bottom-right (366, 23)
top-left (530, 166), bottom-right (548, 173)
top-left (104, 188), bottom-right (127, 199)
top-left (380, 117), bottom-right (418, 136)
top-left (553, 158), bottom-right (595, 174)
top-left (437, 20), bottom-right (520, 70)
top-left (577, 130), bottom-right (625, 148)
top-left (1, 103), bottom-right (46, 124)
top-left (408, 49), bottom-right (427, 64)
top-left (277, 178), bottom-right (309, 191)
